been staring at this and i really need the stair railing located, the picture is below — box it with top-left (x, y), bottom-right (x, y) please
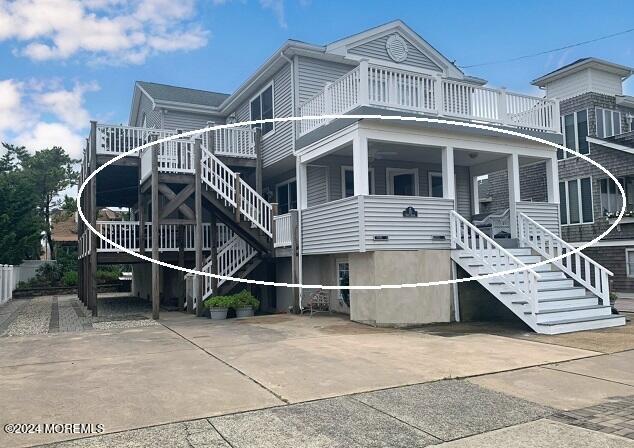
top-left (450, 211), bottom-right (541, 315)
top-left (473, 208), bottom-right (510, 237)
top-left (200, 148), bottom-right (272, 237)
top-left (517, 212), bottom-right (612, 305)
top-left (202, 234), bottom-right (257, 300)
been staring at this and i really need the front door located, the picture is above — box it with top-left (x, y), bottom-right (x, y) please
top-left (387, 169), bottom-right (418, 196)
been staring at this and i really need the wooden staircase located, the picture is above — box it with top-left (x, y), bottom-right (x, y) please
top-left (450, 211), bottom-right (625, 334)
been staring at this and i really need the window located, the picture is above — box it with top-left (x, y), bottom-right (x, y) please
top-left (250, 84), bottom-right (274, 136)
top-left (627, 249), bottom-right (634, 278)
top-left (337, 260), bottom-right (350, 307)
top-left (429, 172), bottom-right (443, 198)
top-left (276, 179), bottom-right (297, 214)
top-left (559, 177), bottom-right (593, 225)
top-left (341, 167), bottom-right (375, 198)
top-left (600, 176), bottom-right (634, 216)
top-left (387, 168), bottom-right (419, 196)
top-left (559, 110), bottom-right (589, 158)
top-left (596, 108), bottom-right (622, 138)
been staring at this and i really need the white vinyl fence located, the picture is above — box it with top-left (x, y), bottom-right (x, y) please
top-left (1, 264), bottom-right (15, 304)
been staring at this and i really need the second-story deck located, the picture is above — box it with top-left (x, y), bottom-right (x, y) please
top-left (299, 61), bottom-right (560, 136)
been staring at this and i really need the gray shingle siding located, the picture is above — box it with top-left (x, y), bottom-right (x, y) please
top-left (582, 246), bottom-right (634, 293)
top-left (348, 33), bottom-right (442, 72)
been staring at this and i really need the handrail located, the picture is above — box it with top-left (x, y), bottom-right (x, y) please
top-left (95, 124), bottom-right (176, 156)
top-left (517, 212), bottom-right (612, 305)
top-left (450, 210), bottom-right (541, 315)
top-left (201, 234), bottom-right (257, 300)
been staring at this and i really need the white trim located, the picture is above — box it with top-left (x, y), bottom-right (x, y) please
top-left (624, 249), bottom-right (634, 284)
top-left (560, 176), bottom-right (594, 226)
top-left (586, 136), bottom-right (634, 155)
top-left (428, 171), bottom-right (443, 198)
top-left (249, 81), bottom-right (276, 139)
top-left (386, 167), bottom-right (419, 195)
top-left (341, 166), bottom-right (375, 197)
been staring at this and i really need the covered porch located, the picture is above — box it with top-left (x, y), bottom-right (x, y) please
top-left (285, 119), bottom-right (561, 253)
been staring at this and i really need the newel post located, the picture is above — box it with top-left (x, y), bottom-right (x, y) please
top-left (271, 202), bottom-right (279, 250)
top-left (359, 59), bottom-right (370, 106)
top-left (498, 87), bottom-right (508, 125)
top-left (234, 173), bottom-right (242, 222)
top-left (434, 75), bottom-right (444, 116)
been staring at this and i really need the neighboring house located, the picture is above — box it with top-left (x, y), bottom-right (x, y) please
top-left (50, 211), bottom-right (79, 256)
top-left (77, 21), bottom-right (624, 333)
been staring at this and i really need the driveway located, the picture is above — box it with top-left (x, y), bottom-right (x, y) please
top-left (0, 295), bottom-right (633, 447)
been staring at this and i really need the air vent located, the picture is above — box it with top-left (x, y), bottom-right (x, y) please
top-left (386, 34), bottom-right (408, 62)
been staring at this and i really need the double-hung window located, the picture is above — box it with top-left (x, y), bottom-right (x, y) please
top-left (559, 177), bottom-right (593, 225)
top-left (600, 176), bottom-right (634, 216)
top-left (559, 110), bottom-right (589, 159)
top-left (250, 84), bottom-right (274, 136)
top-left (596, 108), bottom-right (622, 138)
top-left (276, 179), bottom-right (297, 214)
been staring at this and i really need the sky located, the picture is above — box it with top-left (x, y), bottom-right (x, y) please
top-left (0, 0), bottom-right (632, 161)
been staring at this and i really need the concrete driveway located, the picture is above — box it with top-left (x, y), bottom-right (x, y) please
top-left (1, 296), bottom-right (633, 447)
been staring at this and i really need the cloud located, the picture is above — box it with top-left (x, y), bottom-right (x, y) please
top-left (0, 0), bottom-right (209, 64)
top-left (259, 0), bottom-right (286, 28)
top-left (0, 78), bottom-right (98, 158)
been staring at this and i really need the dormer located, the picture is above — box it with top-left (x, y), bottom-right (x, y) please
top-left (532, 58), bottom-right (633, 100)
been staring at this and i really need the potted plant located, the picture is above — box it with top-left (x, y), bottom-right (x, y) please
top-left (203, 295), bottom-right (233, 320)
top-left (233, 290), bottom-right (260, 318)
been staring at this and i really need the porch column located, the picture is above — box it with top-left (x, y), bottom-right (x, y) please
top-left (472, 175), bottom-right (480, 215)
top-left (507, 153), bottom-right (521, 238)
top-left (296, 157), bottom-right (308, 210)
top-left (442, 146), bottom-right (455, 201)
top-left (352, 132), bottom-right (369, 196)
top-left (545, 155), bottom-right (560, 204)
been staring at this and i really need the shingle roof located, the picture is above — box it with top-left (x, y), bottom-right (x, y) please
top-left (532, 58), bottom-right (633, 86)
top-left (137, 81), bottom-right (230, 108)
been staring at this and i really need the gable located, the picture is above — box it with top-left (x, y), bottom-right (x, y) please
top-left (348, 32), bottom-right (442, 72)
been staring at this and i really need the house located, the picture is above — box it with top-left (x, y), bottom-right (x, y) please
top-left (485, 58), bottom-right (634, 295)
top-left (77, 21), bottom-right (625, 334)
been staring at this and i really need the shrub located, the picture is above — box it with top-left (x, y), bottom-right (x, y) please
top-left (96, 268), bottom-right (121, 284)
top-left (62, 271), bottom-right (78, 286)
top-left (203, 295), bottom-right (234, 309)
top-left (232, 290), bottom-right (260, 310)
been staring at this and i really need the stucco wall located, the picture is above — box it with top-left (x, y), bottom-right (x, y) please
top-left (349, 250), bottom-right (452, 327)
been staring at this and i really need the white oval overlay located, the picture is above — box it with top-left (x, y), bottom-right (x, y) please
top-left (77, 115), bottom-right (626, 291)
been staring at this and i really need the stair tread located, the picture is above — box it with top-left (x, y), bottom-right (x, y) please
top-left (539, 295), bottom-right (597, 302)
top-left (538, 286), bottom-right (585, 292)
top-left (538, 314), bottom-right (625, 326)
top-left (525, 305), bottom-right (611, 315)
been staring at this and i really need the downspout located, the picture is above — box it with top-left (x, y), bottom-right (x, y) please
top-left (280, 49), bottom-right (304, 311)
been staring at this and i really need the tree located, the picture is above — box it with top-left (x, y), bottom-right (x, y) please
top-left (0, 145), bottom-right (41, 264)
top-left (1, 143), bottom-right (79, 260)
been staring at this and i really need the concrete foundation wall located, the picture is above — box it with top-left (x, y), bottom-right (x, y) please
top-left (349, 250), bottom-right (452, 327)
top-left (131, 264), bottom-right (185, 303)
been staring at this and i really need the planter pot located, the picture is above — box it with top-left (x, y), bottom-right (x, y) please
top-left (235, 307), bottom-right (254, 318)
top-left (209, 307), bottom-right (228, 320)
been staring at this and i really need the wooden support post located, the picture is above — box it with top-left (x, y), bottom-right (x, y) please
top-left (234, 172), bottom-right (242, 222)
top-left (177, 221), bottom-right (185, 311)
top-left (209, 213), bottom-right (218, 299)
top-left (290, 210), bottom-right (300, 314)
top-left (254, 128), bottom-right (263, 195)
top-left (194, 139), bottom-right (204, 317)
top-left (138, 167), bottom-right (145, 255)
top-left (88, 120), bottom-right (98, 317)
top-left (151, 136), bottom-right (160, 320)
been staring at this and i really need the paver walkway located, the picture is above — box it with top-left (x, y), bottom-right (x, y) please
top-left (0, 295), bottom-right (632, 447)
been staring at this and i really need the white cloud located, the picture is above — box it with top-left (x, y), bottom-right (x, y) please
top-left (259, 0), bottom-right (286, 29)
top-left (16, 122), bottom-right (85, 158)
top-left (37, 82), bottom-right (100, 128)
top-left (0, 80), bottom-right (27, 135)
top-left (0, 0), bottom-right (209, 64)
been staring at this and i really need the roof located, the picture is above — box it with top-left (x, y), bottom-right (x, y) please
top-left (136, 81), bottom-right (230, 108)
top-left (532, 57), bottom-right (634, 86)
top-left (51, 213), bottom-right (77, 243)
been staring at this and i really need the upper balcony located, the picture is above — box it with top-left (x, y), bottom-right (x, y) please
top-left (90, 123), bottom-right (257, 159)
top-left (298, 60), bottom-right (560, 136)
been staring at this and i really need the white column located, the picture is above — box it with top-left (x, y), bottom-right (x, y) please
top-left (546, 155), bottom-right (560, 204)
top-left (352, 132), bottom-right (369, 196)
top-left (507, 153), bottom-right (521, 238)
top-left (296, 157), bottom-right (308, 210)
top-left (359, 59), bottom-right (369, 106)
top-left (442, 146), bottom-right (455, 201)
top-left (472, 175), bottom-right (480, 215)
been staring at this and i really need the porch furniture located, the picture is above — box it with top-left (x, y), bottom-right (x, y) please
top-left (301, 289), bottom-right (330, 316)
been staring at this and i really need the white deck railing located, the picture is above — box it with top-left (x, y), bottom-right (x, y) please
top-left (201, 234), bottom-right (257, 300)
top-left (95, 124), bottom-right (176, 156)
top-left (299, 61), bottom-right (560, 135)
top-left (205, 127), bottom-right (256, 158)
top-left (0, 264), bottom-right (15, 304)
top-left (274, 213), bottom-right (293, 248)
top-left (517, 213), bottom-right (612, 305)
top-left (450, 210), bottom-right (541, 315)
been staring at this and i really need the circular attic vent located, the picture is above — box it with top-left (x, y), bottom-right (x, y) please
top-left (386, 34), bottom-right (408, 62)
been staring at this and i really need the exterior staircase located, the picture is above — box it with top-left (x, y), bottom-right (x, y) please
top-left (450, 211), bottom-right (625, 334)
